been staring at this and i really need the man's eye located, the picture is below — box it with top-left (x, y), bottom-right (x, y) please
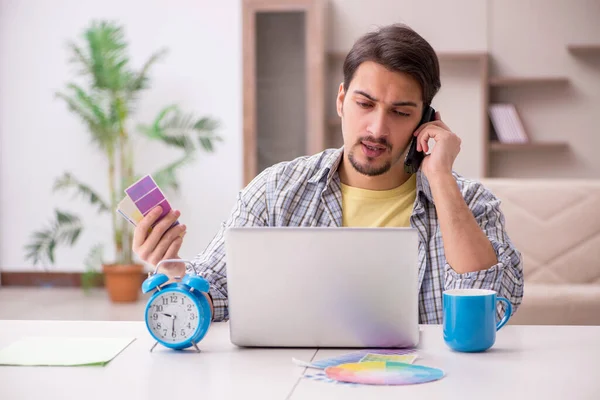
top-left (394, 110), bottom-right (410, 117)
top-left (356, 102), bottom-right (372, 109)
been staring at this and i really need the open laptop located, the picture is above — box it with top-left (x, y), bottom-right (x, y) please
top-left (223, 227), bottom-right (420, 348)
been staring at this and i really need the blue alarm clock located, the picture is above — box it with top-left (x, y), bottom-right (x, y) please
top-left (141, 259), bottom-right (212, 352)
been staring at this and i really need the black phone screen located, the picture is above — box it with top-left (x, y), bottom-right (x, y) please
top-left (403, 106), bottom-right (436, 174)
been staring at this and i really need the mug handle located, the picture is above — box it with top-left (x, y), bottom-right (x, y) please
top-left (496, 297), bottom-right (513, 330)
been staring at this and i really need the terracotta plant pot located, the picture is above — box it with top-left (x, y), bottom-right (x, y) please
top-left (102, 263), bottom-right (144, 303)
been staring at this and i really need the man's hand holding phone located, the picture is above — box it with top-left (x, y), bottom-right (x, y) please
top-left (132, 206), bottom-right (187, 280)
top-left (412, 111), bottom-right (461, 179)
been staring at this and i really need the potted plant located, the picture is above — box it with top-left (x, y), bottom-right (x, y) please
top-left (24, 20), bottom-right (221, 302)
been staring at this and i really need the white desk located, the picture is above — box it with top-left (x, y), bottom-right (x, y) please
top-left (1, 321), bottom-right (599, 400)
top-left (0, 320), bottom-right (315, 400)
top-left (295, 324), bottom-right (600, 400)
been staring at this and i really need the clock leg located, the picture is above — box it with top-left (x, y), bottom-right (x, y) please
top-left (192, 342), bottom-right (201, 353)
top-left (150, 341), bottom-right (159, 352)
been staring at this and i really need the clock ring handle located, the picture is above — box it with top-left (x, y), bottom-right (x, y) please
top-left (151, 258), bottom-right (195, 277)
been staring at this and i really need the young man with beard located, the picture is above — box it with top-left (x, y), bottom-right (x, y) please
top-left (132, 23), bottom-right (524, 324)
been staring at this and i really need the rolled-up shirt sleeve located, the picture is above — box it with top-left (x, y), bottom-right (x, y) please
top-left (444, 187), bottom-right (524, 319)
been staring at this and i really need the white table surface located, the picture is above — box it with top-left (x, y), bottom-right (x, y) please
top-left (295, 324), bottom-right (600, 400)
top-left (0, 320), bottom-right (315, 400)
top-left (0, 320), bottom-right (599, 400)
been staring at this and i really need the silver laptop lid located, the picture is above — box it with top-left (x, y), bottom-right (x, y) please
top-left (224, 227), bottom-right (420, 348)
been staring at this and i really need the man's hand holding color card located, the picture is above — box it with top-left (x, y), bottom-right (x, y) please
top-left (118, 175), bottom-right (179, 229)
top-left (116, 175), bottom-right (187, 279)
top-left (132, 205), bottom-right (186, 278)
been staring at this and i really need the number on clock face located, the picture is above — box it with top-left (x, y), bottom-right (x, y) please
top-left (147, 291), bottom-right (200, 343)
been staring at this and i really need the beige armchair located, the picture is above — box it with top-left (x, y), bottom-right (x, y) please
top-left (481, 179), bottom-right (600, 325)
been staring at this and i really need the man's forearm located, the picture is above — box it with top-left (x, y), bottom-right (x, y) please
top-left (203, 293), bottom-right (215, 316)
top-left (427, 172), bottom-right (498, 274)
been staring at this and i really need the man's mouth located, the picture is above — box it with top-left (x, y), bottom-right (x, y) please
top-left (361, 141), bottom-right (386, 151)
top-left (360, 141), bottom-right (387, 157)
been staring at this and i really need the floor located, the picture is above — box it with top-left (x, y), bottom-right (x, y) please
top-left (0, 287), bottom-right (148, 321)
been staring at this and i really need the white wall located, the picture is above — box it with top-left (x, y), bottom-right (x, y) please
top-left (0, 0), bottom-right (242, 271)
top-left (326, 0), bottom-right (488, 53)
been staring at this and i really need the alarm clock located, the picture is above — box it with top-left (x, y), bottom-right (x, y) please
top-left (141, 259), bottom-right (212, 352)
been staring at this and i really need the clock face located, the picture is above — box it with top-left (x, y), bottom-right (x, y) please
top-left (146, 290), bottom-right (201, 344)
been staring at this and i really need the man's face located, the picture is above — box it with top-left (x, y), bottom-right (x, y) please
top-left (336, 61), bottom-right (424, 177)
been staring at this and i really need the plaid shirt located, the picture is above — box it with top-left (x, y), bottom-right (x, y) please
top-left (189, 147), bottom-right (524, 324)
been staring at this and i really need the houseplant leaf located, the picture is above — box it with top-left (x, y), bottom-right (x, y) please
top-left (85, 20), bottom-right (131, 92)
top-left (152, 153), bottom-right (196, 193)
top-left (125, 49), bottom-right (168, 111)
top-left (81, 244), bottom-right (105, 293)
top-left (55, 85), bottom-right (118, 152)
top-left (25, 210), bottom-right (83, 269)
top-left (53, 172), bottom-right (110, 213)
top-left (137, 105), bottom-right (221, 152)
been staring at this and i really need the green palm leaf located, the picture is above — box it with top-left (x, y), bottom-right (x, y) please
top-left (84, 244), bottom-right (104, 270)
top-left (55, 210), bottom-right (84, 245)
top-left (85, 20), bottom-right (131, 92)
top-left (136, 104), bottom-right (178, 139)
top-left (82, 244), bottom-right (105, 292)
top-left (152, 153), bottom-right (196, 193)
top-left (128, 48), bottom-right (168, 93)
top-left (137, 105), bottom-right (221, 153)
top-left (67, 42), bottom-right (93, 76)
top-left (55, 85), bottom-right (118, 151)
top-left (53, 172), bottom-right (109, 213)
top-left (66, 83), bottom-right (107, 124)
top-left (25, 210), bottom-right (83, 268)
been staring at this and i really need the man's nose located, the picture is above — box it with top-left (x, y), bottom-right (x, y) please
top-left (367, 109), bottom-right (390, 138)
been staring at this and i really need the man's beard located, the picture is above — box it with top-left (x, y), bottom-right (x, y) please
top-left (347, 137), bottom-right (400, 176)
top-left (348, 151), bottom-right (392, 176)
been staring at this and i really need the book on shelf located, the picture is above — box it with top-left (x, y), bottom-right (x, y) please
top-left (488, 103), bottom-right (530, 143)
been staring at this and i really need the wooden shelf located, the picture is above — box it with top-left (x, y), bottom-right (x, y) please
top-left (489, 76), bottom-right (569, 87)
top-left (567, 44), bottom-right (600, 56)
top-left (328, 51), bottom-right (488, 62)
top-left (489, 141), bottom-right (569, 152)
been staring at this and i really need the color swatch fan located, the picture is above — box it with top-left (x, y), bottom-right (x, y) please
top-left (325, 361), bottom-right (444, 386)
top-left (117, 174), bottom-right (179, 228)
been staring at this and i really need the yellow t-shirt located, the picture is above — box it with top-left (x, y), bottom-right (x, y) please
top-left (341, 174), bottom-right (417, 227)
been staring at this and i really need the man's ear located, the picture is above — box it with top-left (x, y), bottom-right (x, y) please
top-left (336, 82), bottom-right (345, 117)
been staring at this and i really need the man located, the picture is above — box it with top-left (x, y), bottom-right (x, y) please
top-left (132, 23), bottom-right (524, 324)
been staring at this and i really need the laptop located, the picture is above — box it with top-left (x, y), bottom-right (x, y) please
top-left (223, 227), bottom-right (420, 348)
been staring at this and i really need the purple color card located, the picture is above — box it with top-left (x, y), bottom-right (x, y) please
top-left (124, 175), bottom-right (178, 226)
top-left (135, 189), bottom-right (165, 215)
top-left (154, 199), bottom-right (172, 220)
top-left (125, 175), bottom-right (156, 202)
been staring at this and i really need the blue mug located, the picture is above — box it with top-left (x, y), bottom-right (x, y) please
top-left (443, 289), bottom-right (512, 352)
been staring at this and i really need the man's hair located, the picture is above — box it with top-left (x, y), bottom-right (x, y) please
top-left (343, 23), bottom-right (441, 107)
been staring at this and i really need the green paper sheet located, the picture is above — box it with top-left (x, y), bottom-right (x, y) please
top-left (0, 337), bottom-right (136, 366)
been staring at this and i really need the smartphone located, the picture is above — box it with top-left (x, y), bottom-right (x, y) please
top-left (403, 106), bottom-right (436, 174)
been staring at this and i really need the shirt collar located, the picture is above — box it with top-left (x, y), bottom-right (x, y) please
top-left (307, 147), bottom-right (344, 185)
top-left (308, 146), bottom-right (435, 205)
